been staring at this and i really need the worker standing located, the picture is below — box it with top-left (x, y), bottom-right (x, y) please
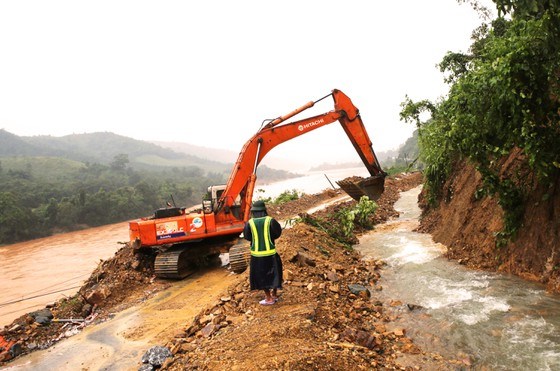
top-left (243, 200), bottom-right (283, 305)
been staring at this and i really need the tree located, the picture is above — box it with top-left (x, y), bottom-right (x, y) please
top-left (110, 153), bottom-right (129, 171)
top-left (400, 0), bottom-right (560, 240)
top-left (0, 192), bottom-right (40, 243)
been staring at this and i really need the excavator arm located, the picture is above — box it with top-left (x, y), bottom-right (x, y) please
top-left (128, 88), bottom-right (386, 278)
top-left (218, 89), bottom-right (386, 221)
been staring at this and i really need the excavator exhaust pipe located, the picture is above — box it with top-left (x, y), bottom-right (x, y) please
top-left (336, 175), bottom-right (385, 202)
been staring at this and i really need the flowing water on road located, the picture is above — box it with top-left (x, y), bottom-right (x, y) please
top-left (5, 266), bottom-right (239, 370)
top-left (357, 185), bottom-right (560, 370)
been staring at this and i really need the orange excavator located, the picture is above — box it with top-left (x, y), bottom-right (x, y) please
top-left (128, 89), bottom-right (386, 278)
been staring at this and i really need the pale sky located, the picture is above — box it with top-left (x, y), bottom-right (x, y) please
top-left (0, 1), bottom-right (492, 171)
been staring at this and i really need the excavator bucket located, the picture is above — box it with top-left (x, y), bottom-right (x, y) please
top-left (336, 175), bottom-right (385, 202)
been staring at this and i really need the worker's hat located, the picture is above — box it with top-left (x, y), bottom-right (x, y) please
top-left (251, 200), bottom-right (267, 211)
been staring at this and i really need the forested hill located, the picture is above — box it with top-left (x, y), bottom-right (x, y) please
top-left (0, 130), bottom-right (296, 245)
top-left (0, 130), bottom-right (229, 173)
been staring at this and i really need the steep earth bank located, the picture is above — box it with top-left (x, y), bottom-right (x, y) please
top-left (417, 149), bottom-right (560, 293)
top-left (2, 171), bottom-right (461, 369)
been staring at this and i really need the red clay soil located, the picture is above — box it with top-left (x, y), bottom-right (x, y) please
top-left (417, 149), bottom-right (560, 293)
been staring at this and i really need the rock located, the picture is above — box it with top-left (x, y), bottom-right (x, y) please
top-left (284, 269), bottom-right (294, 281)
top-left (29, 308), bottom-right (54, 320)
top-left (326, 271), bottom-right (339, 282)
top-left (9, 342), bottom-right (23, 358)
top-left (131, 259), bottom-right (141, 270)
top-left (200, 323), bottom-right (216, 338)
top-left (347, 284), bottom-right (370, 298)
top-left (81, 303), bottom-right (93, 317)
top-left (26, 342), bottom-right (37, 350)
top-left (341, 328), bottom-right (380, 349)
top-left (141, 345), bottom-right (172, 367)
top-left (86, 286), bottom-right (110, 305)
top-left (291, 251), bottom-right (316, 267)
top-left (34, 316), bottom-right (51, 326)
top-left (406, 303), bottom-right (424, 311)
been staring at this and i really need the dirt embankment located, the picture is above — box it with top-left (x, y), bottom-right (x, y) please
top-left (417, 148), bottom-right (560, 292)
top-left (2, 171), bottom-right (461, 370)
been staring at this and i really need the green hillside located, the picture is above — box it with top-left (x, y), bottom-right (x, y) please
top-left (0, 130), bottom-right (231, 173)
top-left (0, 130), bottom-right (296, 245)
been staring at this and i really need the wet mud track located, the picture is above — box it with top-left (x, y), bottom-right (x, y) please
top-left (6, 267), bottom-right (241, 370)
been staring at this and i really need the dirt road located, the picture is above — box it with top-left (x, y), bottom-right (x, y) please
top-left (6, 266), bottom-right (241, 370)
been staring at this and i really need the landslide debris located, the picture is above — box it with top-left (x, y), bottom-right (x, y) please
top-left (1, 171), bottom-right (453, 370)
top-left (159, 172), bottom-right (443, 370)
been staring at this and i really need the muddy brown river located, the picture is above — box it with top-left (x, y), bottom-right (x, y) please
top-left (0, 222), bottom-right (130, 327)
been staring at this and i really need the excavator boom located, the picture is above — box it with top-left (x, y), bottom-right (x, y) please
top-left (128, 89), bottom-right (386, 278)
top-left (218, 89), bottom-right (386, 219)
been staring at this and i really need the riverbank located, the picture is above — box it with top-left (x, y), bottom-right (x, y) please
top-left (417, 156), bottom-right (560, 293)
top-left (1, 171), bottom-right (461, 369)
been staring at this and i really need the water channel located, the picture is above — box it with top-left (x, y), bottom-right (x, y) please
top-left (357, 185), bottom-right (560, 370)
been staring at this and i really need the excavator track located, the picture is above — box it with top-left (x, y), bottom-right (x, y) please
top-left (229, 242), bottom-right (251, 274)
top-left (154, 237), bottom-right (241, 279)
top-left (154, 247), bottom-right (196, 279)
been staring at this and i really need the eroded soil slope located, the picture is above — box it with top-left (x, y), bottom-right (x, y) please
top-left (418, 150), bottom-right (560, 292)
top-left (2, 171), bottom-right (463, 370)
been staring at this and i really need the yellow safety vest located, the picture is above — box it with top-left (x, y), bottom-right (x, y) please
top-left (248, 216), bottom-right (276, 257)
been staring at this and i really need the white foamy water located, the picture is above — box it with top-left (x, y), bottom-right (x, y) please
top-left (356, 185), bottom-right (560, 370)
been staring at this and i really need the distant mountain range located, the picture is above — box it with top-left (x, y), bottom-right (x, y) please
top-left (0, 129), bottom-right (404, 177)
top-left (0, 129), bottom-right (301, 181)
top-left (0, 129), bottom-right (233, 173)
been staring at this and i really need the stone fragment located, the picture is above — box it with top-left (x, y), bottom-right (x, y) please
top-left (141, 345), bottom-right (173, 367)
top-left (326, 271), bottom-right (339, 282)
top-left (347, 284), bottom-right (369, 297)
top-left (200, 323), bottom-right (216, 338)
top-left (86, 286), bottom-right (110, 305)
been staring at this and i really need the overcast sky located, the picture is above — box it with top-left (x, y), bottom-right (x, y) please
top-left (0, 1), bottom-right (492, 171)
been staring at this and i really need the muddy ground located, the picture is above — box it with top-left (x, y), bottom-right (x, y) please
top-left (1, 171), bottom-right (464, 369)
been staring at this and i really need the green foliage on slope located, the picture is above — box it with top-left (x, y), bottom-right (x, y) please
top-left (400, 0), bottom-right (560, 244)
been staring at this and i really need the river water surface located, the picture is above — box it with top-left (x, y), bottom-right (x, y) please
top-left (357, 185), bottom-right (560, 370)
